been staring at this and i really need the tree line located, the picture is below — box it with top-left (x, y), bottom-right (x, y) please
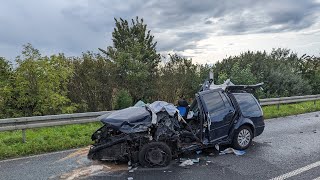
top-left (0, 17), bottom-right (319, 118)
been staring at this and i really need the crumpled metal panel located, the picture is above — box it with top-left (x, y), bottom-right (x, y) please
top-left (99, 101), bottom-right (180, 134)
top-left (100, 107), bottom-right (152, 133)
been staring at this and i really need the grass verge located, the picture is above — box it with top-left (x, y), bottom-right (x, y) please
top-left (263, 100), bottom-right (320, 119)
top-left (0, 100), bottom-right (319, 160)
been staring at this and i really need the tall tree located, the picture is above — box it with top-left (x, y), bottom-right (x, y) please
top-left (100, 17), bottom-right (161, 102)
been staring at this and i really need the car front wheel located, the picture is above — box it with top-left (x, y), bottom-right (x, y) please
top-left (138, 142), bottom-right (172, 168)
top-left (232, 125), bottom-right (253, 150)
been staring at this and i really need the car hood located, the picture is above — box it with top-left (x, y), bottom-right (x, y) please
top-left (100, 106), bottom-right (152, 133)
top-left (98, 101), bottom-right (181, 134)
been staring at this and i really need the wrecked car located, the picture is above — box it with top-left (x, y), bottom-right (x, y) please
top-left (88, 79), bottom-right (265, 168)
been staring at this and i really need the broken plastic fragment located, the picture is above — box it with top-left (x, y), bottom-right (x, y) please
top-left (179, 159), bottom-right (194, 167)
top-left (219, 148), bottom-right (245, 156)
top-left (179, 158), bottom-right (200, 167)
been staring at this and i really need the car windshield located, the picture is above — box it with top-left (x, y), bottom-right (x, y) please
top-left (233, 93), bottom-right (262, 117)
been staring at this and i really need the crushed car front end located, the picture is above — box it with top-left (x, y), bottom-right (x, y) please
top-left (87, 102), bottom-right (196, 167)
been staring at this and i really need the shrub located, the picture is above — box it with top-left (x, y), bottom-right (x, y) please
top-left (114, 89), bottom-right (133, 110)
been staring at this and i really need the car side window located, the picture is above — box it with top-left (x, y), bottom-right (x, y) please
top-left (233, 93), bottom-right (262, 117)
top-left (202, 91), bottom-right (226, 113)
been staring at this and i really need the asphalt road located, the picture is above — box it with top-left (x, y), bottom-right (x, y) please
top-left (1, 111), bottom-right (320, 180)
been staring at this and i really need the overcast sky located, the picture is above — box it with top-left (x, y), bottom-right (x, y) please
top-left (1, 0), bottom-right (320, 64)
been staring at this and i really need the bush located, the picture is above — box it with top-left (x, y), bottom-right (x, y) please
top-left (114, 89), bottom-right (133, 110)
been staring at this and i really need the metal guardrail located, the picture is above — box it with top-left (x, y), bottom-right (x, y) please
top-left (0, 111), bottom-right (111, 142)
top-left (0, 94), bottom-right (319, 142)
top-left (259, 94), bottom-right (320, 106)
top-left (0, 111), bottom-right (111, 132)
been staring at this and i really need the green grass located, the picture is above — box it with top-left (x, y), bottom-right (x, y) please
top-left (0, 122), bottom-right (101, 159)
top-left (263, 100), bottom-right (320, 119)
top-left (0, 100), bottom-right (319, 160)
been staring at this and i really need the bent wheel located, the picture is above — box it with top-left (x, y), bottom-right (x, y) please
top-left (138, 142), bottom-right (172, 167)
top-left (232, 125), bottom-right (253, 150)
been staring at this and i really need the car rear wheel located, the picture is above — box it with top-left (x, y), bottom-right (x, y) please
top-left (138, 142), bottom-right (172, 168)
top-left (232, 125), bottom-right (253, 150)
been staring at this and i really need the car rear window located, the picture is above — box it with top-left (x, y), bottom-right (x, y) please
top-left (233, 93), bottom-right (262, 117)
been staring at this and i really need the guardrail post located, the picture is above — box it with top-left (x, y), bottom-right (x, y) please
top-left (22, 129), bottom-right (26, 143)
top-left (314, 100), bottom-right (317, 108)
top-left (277, 96), bottom-right (280, 110)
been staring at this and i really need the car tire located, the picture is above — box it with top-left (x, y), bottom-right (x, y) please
top-left (232, 125), bottom-right (253, 150)
top-left (138, 142), bottom-right (172, 168)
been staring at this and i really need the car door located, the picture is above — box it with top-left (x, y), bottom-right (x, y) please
top-left (199, 89), bottom-right (235, 142)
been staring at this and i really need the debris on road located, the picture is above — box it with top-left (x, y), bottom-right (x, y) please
top-left (179, 158), bottom-right (200, 163)
top-left (219, 148), bottom-right (245, 156)
top-left (129, 167), bottom-right (138, 173)
top-left (179, 160), bottom-right (194, 167)
top-left (179, 158), bottom-right (200, 167)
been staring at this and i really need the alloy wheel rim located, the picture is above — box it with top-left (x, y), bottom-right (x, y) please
top-left (237, 129), bottom-right (251, 147)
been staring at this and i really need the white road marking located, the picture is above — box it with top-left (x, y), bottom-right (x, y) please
top-left (270, 160), bottom-right (320, 180)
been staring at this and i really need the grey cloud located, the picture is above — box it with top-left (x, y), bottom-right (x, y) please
top-left (209, 0), bottom-right (320, 35)
top-left (139, 0), bottom-right (320, 52)
top-left (155, 31), bottom-right (208, 52)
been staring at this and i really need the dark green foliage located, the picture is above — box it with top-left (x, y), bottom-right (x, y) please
top-left (0, 57), bottom-right (13, 118)
top-left (157, 54), bottom-right (211, 103)
top-left (102, 17), bottom-right (161, 102)
top-left (1, 44), bottom-right (76, 118)
top-left (214, 48), bottom-right (313, 98)
top-left (298, 55), bottom-right (320, 94)
top-left (114, 89), bottom-right (133, 110)
top-left (67, 52), bottom-right (114, 112)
